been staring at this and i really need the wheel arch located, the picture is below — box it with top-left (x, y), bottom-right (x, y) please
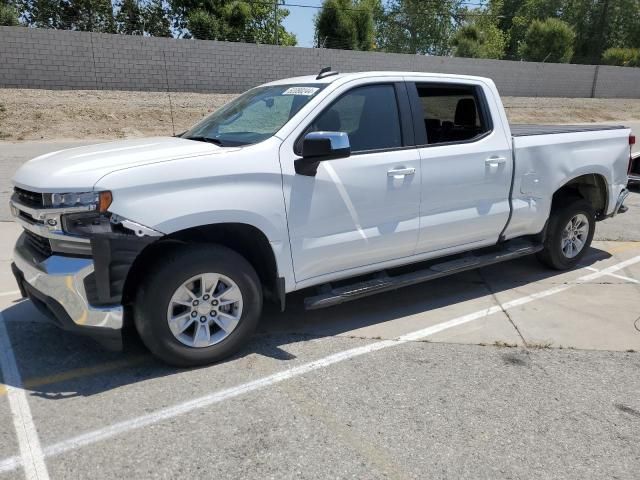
top-left (551, 173), bottom-right (609, 219)
top-left (122, 222), bottom-right (286, 320)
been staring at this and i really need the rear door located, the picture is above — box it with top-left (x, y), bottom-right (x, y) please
top-left (406, 79), bottom-right (513, 254)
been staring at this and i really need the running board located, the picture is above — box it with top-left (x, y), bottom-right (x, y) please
top-left (304, 240), bottom-right (543, 310)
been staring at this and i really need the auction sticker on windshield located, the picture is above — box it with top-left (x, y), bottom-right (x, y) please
top-left (282, 87), bottom-right (319, 96)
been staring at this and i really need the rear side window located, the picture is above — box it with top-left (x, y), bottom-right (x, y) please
top-left (414, 83), bottom-right (490, 145)
top-left (306, 84), bottom-right (403, 153)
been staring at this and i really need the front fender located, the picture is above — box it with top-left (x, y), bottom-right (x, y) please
top-left (93, 138), bottom-right (295, 290)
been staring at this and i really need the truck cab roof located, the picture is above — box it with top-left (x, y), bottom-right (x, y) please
top-left (262, 71), bottom-right (495, 87)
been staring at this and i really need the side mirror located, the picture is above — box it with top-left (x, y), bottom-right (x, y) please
top-left (295, 131), bottom-right (351, 176)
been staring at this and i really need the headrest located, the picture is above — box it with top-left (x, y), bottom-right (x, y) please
top-left (454, 98), bottom-right (477, 126)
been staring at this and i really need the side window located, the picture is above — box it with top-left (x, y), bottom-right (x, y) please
top-left (307, 84), bottom-right (402, 153)
top-left (414, 83), bottom-right (490, 145)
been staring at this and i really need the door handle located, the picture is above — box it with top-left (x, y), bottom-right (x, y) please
top-left (485, 157), bottom-right (507, 168)
top-left (387, 167), bottom-right (416, 178)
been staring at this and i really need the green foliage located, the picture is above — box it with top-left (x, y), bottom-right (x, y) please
top-left (142, 0), bottom-right (171, 37)
top-left (518, 18), bottom-right (575, 63)
top-left (0, 2), bottom-right (20, 25)
top-left (18, 0), bottom-right (65, 28)
top-left (172, 0), bottom-right (296, 45)
top-left (493, 0), bottom-right (640, 64)
top-left (315, 0), bottom-right (375, 50)
top-left (602, 47), bottom-right (640, 67)
top-left (452, 4), bottom-right (507, 60)
top-left (115, 0), bottom-right (142, 35)
top-left (499, 0), bottom-right (564, 58)
top-left (112, 0), bottom-right (172, 36)
top-left (375, 0), bottom-right (461, 55)
top-left (64, 0), bottom-right (117, 32)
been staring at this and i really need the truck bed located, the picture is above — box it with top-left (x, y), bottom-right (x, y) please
top-left (510, 124), bottom-right (626, 137)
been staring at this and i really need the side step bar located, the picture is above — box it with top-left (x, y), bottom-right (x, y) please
top-left (304, 239), bottom-right (543, 310)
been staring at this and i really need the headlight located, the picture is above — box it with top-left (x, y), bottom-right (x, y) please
top-left (51, 191), bottom-right (112, 212)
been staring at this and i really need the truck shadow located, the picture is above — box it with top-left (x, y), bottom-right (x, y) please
top-left (0, 246), bottom-right (613, 399)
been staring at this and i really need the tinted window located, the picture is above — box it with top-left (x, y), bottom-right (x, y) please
top-left (415, 84), bottom-right (489, 145)
top-left (308, 84), bottom-right (402, 153)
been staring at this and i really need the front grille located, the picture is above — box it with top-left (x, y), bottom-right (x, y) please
top-left (14, 187), bottom-right (45, 209)
top-left (631, 157), bottom-right (640, 175)
top-left (24, 230), bottom-right (52, 258)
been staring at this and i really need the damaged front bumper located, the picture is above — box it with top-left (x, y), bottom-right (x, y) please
top-left (12, 233), bottom-right (124, 350)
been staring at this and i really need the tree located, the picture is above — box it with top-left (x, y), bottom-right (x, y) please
top-left (518, 18), bottom-right (575, 63)
top-left (171, 0), bottom-right (296, 45)
top-left (375, 0), bottom-right (462, 55)
top-left (142, 0), bottom-right (171, 37)
top-left (491, 0), bottom-right (640, 64)
top-left (452, 3), bottom-right (507, 59)
top-left (493, 0), bottom-right (564, 59)
top-left (63, 0), bottom-right (117, 32)
top-left (602, 47), bottom-right (640, 67)
top-left (18, 0), bottom-right (65, 28)
top-left (452, 23), bottom-right (506, 59)
top-left (0, 0), bottom-right (19, 25)
top-left (564, 0), bottom-right (640, 64)
top-left (314, 0), bottom-right (375, 50)
top-left (116, 0), bottom-right (143, 35)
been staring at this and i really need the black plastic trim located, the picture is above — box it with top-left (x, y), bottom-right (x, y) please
top-left (406, 82), bottom-right (428, 145)
top-left (394, 81), bottom-right (415, 147)
top-left (88, 233), bottom-right (157, 306)
top-left (304, 239), bottom-right (543, 310)
top-left (277, 277), bottom-right (286, 312)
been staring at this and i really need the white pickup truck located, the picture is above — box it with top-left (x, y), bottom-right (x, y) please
top-left (10, 70), bottom-right (634, 366)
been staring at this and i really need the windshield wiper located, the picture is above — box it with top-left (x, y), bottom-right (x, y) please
top-left (184, 136), bottom-right (225, 147)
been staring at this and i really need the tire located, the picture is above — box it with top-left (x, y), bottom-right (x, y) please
top-left (536, 198), bottom-right (595, 270)
top-left (134, 243), bottom-right (263, 367)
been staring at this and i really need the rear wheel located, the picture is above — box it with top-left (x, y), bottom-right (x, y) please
top-left (537, 198), bottom-right (595, 270)
top-left (134, 244), bottom-right (262, 367)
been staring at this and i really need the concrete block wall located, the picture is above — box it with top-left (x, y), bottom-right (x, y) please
top-left (1, 26), bottom-right (639, 98)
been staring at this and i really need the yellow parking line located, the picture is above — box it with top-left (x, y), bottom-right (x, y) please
top-left (0, 355), bottom-right (150, 397)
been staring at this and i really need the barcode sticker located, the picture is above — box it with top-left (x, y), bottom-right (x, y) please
top-left (282, 87), bottom-right (319, 96)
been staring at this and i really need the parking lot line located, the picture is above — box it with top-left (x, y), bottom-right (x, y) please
top-left (0, 314), bottom-right (50, 480)
top-left (584, 266), bottom-right (639, 284)
top-left (0, 254), bottom-right (639, 475)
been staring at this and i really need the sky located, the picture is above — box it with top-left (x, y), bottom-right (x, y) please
top-left (281, 0), bottom-right (325, 48)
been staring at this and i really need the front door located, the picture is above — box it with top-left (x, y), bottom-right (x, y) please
top-left (280, 81), bottom-right (422, 283)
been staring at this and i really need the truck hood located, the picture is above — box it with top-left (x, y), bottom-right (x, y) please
top-left (12, 137), bottom-right (235, 192)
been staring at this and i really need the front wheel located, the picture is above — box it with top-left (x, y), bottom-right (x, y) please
top-left (134, 244), bottom-right (263, 367)
top-left (537, 198), bottom-right (595, 270)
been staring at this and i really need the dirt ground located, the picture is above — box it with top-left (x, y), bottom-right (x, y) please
top-left (1, 88), bottom-right (640, 141)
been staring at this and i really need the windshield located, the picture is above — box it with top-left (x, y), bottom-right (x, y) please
top-left (182, 84), bottom-right (326, 147)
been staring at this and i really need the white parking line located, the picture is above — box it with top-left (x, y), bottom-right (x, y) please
top-left (0, 313), bottom-right (50, 480)
top-left (0, 255), bottom-right (639, 475)
top-left (584, 266), bottom-right (640, 284)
